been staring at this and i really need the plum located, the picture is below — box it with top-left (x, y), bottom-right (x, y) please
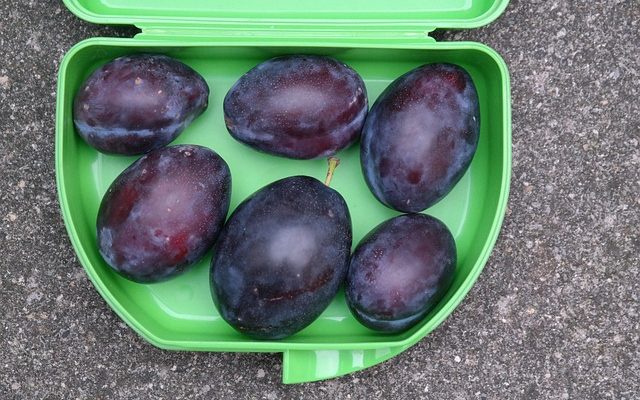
top-left (210, 159), bottom-right (352, 339)
top-left (97, 145), bottom-right (231, 283)
top-left (346, 214), bottom-right (456, 333)
top-left (224, 55), bottom-right (367, 159)
top-left (361, 63), bottom-right (480, 212)
top-left (74, 54), bottom-right (209, 155)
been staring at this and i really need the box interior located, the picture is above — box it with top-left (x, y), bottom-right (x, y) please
top-left (58, 42), bottom-right (508, 349)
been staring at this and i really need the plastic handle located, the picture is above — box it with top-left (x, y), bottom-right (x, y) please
top-left (282, 344), bottom-right (412, 384)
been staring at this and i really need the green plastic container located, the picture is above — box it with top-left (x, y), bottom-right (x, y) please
top-left (56, 0), bottom-right (511, 384)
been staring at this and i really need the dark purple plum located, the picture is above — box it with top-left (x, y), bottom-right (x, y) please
top-left (97, 145), bottom-right (231, 283)
top-left (224, 55), bottom-right (367, 159)
top-left (74, 54), bottom-right (209, 155)
top-left (361, 63), bottom-right (480, 212)
top-left (211, 160), bottom-right (352, 339)
top-left (346, 214), bottom-right (456, 333)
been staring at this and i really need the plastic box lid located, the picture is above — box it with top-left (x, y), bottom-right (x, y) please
top-left (62, 0), bottom-right (509, 38)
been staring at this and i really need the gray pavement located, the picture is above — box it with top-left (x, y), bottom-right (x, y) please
top-left (1, 0), bottom-right (638, 398)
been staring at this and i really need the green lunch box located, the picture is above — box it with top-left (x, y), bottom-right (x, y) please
top-left (56, 0), bottom-right (512, 384)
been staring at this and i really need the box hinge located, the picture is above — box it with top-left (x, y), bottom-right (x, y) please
top-left (134, 23), bottom-right (436, 44)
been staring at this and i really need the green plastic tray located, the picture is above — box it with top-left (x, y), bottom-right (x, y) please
top-left (56, 0), bottom-right (511, 384)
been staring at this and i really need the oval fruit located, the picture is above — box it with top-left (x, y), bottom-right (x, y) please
top-left (211, 173), bottom-right (352, 339)
top-left (74, 54), bottom-right (209, 155)
top-left (224, 55), bottom-right (367, 159)
top-left (361, 63), bottom-right (480, 212)
top-left (97, 145), bottom-right (231, 283)
top-left (346, 214), bottom-right (456, 333)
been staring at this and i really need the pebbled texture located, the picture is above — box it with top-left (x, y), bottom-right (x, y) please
top-left (1, 0), bottom-right (638, 397)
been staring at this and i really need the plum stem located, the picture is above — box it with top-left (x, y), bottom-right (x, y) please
top-left (324, 157), bottom-right (341, 187)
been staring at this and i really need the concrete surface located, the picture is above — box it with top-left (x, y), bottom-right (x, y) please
top-left (1, 0), bottom-right (638, 398)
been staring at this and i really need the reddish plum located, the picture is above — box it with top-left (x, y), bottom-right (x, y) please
top-left (224, 55), bottom-right (367, 159)
top-left (361, 63), bottom-right (480, 212)
top-left (346, 214), bottom-right (456, 333)
top-left (74, 54), bottom-right (209, 155)
top-left (211, 160), bottom-right (352, 339)
top-left (97, 145), bottom-right (231, 283)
